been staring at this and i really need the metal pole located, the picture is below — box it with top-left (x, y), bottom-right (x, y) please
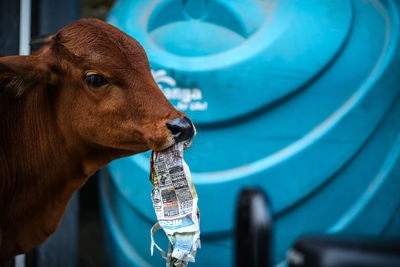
top-left (19, 0), bottom-right (31, 55)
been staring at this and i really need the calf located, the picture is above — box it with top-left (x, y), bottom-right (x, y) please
top-left (0, 19), bottom-right (194, 265)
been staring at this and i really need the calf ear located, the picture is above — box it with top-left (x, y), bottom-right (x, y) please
top-left (0, 55), bottom-right (44, 97)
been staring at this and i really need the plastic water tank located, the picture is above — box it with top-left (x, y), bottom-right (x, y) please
top-left (99, 0), bottom-right (400, 266)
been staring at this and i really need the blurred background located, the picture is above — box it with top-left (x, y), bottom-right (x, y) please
top-left (2, 0), bottom-right (400, 267)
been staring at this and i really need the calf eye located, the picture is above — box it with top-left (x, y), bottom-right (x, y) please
top-left (84, 74), bottom-right (109, 88)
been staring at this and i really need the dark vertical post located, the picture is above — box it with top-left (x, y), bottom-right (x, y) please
top-left (235, 188), bottom-right (273, 267)
top-left (0, 0), bottom-right (20, 56)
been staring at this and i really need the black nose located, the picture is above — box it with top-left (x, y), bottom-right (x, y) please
top-left (167, 116), bottom-right (195, 142)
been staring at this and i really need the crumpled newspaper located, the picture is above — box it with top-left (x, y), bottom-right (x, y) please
top-left (150, 141), bottom-right (200, 267)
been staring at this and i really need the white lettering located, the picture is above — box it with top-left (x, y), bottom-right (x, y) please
top-left (159, 219), bottom-right (183, 227)
top-left (191, 89), bottom-right (202, 100)
top-left (152, 69), bottom-right (208, 112)
top-left (177, 102), bottom-right (189, 111)
top-left (190, 101), bottom-right (208, 111)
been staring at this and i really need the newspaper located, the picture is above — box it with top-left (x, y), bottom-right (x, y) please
top-left (150, 141), bottom-right (200, 267)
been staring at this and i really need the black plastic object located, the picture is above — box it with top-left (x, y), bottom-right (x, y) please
top-left (235, 188), bottom-right (273, 267)
top-left (288, 235), bottom-right (400, 267)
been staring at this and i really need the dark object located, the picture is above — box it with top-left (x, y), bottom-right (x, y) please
top-left (288, 235), bottom-right (400, 267)
top-left (166, 116), bottom-right (195, 142)
top-left (234, 188), bottom-right (400, 267)
top-left (6, 259), bottom-right (14, 267)
top-left (235, 188), bottom-right (273, 267)
top-left (78, 173), bottom-right (106, 267)
top-left (26, 195), bottom-right (79, 267)
top-left (0, 0), bottom-right (20, 56)
top-left (31, 0), bottom-right (80, 36)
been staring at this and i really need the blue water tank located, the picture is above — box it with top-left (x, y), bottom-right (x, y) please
top-left (99, 0), bottom-right (400, 266)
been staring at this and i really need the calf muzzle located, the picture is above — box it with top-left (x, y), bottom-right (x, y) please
top-left (166, 116), bottom-right (195, 142)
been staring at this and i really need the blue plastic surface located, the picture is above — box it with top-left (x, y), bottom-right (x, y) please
top-left (100, 0), bottom-right (400, 266)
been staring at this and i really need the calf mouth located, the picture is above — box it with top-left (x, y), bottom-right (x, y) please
top-left (154, 137), bottom-right (192, 152)
top-left (183, 138), bottom-right (193, 149)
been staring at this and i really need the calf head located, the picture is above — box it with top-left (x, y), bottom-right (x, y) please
top-left (0, 19), bottom-right (197, 263)
top-left (0, 19), bottom-right (194, 168)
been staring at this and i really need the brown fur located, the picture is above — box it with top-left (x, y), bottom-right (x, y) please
top-left (0, 19), bottom-right (185, 265)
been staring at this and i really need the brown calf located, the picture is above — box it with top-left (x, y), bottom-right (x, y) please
top-left (0, 18), bottom-right (194, 265)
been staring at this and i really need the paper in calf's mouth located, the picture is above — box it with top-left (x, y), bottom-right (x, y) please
top-left (149, 141), bottom-right (200, 267)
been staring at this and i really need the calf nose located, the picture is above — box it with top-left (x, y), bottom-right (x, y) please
top-left (167, 117), bottom-right (195, 142)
